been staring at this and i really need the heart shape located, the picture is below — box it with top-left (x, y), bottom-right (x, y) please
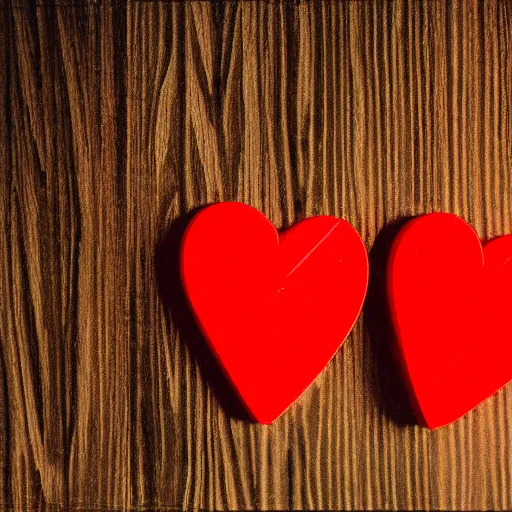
top-left (181, 202), bottom-right (368, 423)
top-left (388, 213), bottom-right (512, 429)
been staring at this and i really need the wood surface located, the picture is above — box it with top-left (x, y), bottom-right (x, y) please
top-left (2, 0), bottom-right (512, 509)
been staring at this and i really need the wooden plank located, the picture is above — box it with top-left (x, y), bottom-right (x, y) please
top-left (1, 0), bottom-right (512, 509)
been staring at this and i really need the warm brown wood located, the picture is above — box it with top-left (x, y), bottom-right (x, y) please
top-left (2, 0), bottom-right (512, 509)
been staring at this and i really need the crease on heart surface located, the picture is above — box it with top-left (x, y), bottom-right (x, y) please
top-left (282, 221), bottom-right (342, 278)
top-left (181, 202), bottom-right (368, 423)
top-left (388, 213), bottom-right (512, 429)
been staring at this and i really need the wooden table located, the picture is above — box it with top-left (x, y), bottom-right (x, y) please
top-left (2, 0), bottom-right (512, 509)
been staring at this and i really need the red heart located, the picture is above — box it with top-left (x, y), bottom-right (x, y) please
top-left (388, 213), bottom-right (512, 429)
top-left (181, 202), bottom-right (368, 423)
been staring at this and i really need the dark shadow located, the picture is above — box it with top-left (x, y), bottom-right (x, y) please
top-left (154, 207), bottom-right (253, 422)
top-left (364, 217), bottom-right (418, 427)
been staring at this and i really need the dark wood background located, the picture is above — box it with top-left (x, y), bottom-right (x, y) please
top-left (2, 0), bottom-right (512, 509)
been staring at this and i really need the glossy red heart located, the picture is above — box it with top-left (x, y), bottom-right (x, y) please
top-left (181, 202), bottom-right (368, 423)
top-left (388, 213), bottom-right (512, 429)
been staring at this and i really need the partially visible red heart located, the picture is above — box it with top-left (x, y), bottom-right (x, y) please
top-left (181, 202), bottom-right (368, 424)
top-left (388, 213), bottom-right (512, 429)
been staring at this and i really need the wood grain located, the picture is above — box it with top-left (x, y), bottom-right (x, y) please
top-left (2, 0), bottom-right (512, 509)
